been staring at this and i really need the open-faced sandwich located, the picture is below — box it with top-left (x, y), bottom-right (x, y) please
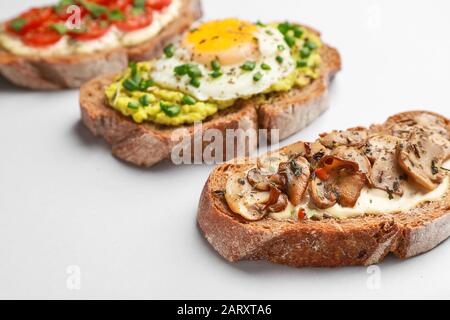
top-left (80, 18), bottom-right (341, 167)
top-left (198, 111), bottom-right (450, 267)
top-left (0, 0), bottom-right (202, 89)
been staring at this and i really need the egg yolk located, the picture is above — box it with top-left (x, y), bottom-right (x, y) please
top-left (183, 19), bottom-right (260, 66)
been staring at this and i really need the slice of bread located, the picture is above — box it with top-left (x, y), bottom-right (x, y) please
top-left (0, 0), bottom-right (202, 90)
top-left (197, 111), bottom-right (450, 267)
top-left (79, 29), bottom-right (341, 167)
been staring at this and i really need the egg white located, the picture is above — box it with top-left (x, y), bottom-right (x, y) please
top-left (150, 25), bottom-right (296, 102)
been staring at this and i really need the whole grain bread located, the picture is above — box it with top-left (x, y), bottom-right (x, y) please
top-left (197, 111), bottom-right (450, 267)
top-left (0, 0), bottom-right (202, 90)
top-left (79, 33), bottom-right (341, 167)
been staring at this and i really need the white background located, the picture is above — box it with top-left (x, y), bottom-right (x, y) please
top-left (0, 0), bottom-right (449, 299)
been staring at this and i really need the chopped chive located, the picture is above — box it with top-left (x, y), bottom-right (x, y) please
top-left (256, 21), bottom-right (266, 27)
top-left (241, 61), bottom-right (256, 71)
top-left (209, 70), bottom-right (223, 79)
top-left (123, 78), bottom-right (139, 91)
top-left (253, 72), bottom-right (263, 82)
top-left (174, 64), bottom-right (188, 76)
top-left (128, 101), bottom-right (139, 110)
top-left (305, 39), bottom-right (318, 50)
top-left (139, 94), bottom-right (151, 106)
top-left (139, 79), bottom-right (154, 91)
top-left (163, 44), bottom-right (175, 58)
top-left (284, 35), bottom-right (296, 48)
top-left (160, 102), bottom-right (181, 117)
top-left (293, 26), bottom-right (303, 38)
top-left (211, 60), bottom-right (221, 71)
top-left (300, 47), bottom-right (311, 58)
top-left (276, 56), bottom-right (284, 64)
top-left (261, 63), bottom-right (271, 71)
top-left (297, 60), bottom-right (308, 68)
top-left (129, 62), bottom-right (138, 76)
top-left (277, 44), bottom-right (285, 51)
top-left (182, 95), bottom-right (196, 105)
top-left (277, 22), bottom-right (291, 35)
top-left (189, 77), bottom-right (201, 88)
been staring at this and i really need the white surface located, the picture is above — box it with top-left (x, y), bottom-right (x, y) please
top-left (0, 0), bottom-right (449, 300)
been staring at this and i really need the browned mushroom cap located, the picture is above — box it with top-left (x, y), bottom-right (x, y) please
top-left (398, 127), bottom-right (445, 191)
top-left (280, 141), bottom-right (309, 158)
top-left (304, 141), bottom-right (329, 167)
top-left (278, 156), bottom-right (311, 206)
top-left (332, 146), bottom-right (372, 181)
top-left (308, 156), bottom-right (367, 209)
top-left (364, 135), bottom-right (406, 195)
top-left (264, 187), bottom-right (289, 213)
top-left (319, 127), bottom-right (368, 149)
top-left (247, 168), bottom-right (271, 191)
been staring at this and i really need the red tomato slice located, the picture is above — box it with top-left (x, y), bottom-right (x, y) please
top-left (68, 20), bottom-right (112, 41)
top-left (7, 7), bottom-right (54, 35)
top-left (146, 0), bottom-right (172, 11)
top-left (115, 10), bottom-right (153, 32)
top-left (21, 28), bottom-right (62, 47)
top-left (94, 0), bottom-right (132, 11)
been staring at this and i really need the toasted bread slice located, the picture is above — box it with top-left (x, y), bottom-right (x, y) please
top-left (197, 111), bottom-right (450, 267)
top-left (0, 0), bottom-right (202, 90)
top-left (79, 33), bottom-right (341, 167)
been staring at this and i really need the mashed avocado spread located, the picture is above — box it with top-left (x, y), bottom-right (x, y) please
top-left (105, 23), bottom-right (322, 126)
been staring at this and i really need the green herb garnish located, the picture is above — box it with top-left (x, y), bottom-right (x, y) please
top-left (300, 47), bottom-right (311, 58)
top-left (241, 61), bottom-right (256, 71)
top-left (261, 63), bottom-right (271, 71)
top-left (128, 101), bottom-right (140, 110)
top-left (160, 102), bottom-right (181, 117)
top-left (182, 95), bottom-right (196, 105)
top-left (211, 60), bottom-right (221, 71)
top-left (51, 23), bottom-right (68, 35)
top-left (9, 18), bottom-right (27, 32)
top-left (189, 77), bottom-right (201, 88)
top-left (163, 44), bottom-right (175, 58)
top-left (108, 9), bottom-right (125, 21)
top-left (253, 72), bottom-right (263, 82)
top-left (139, 94), bottom-right (151, 106)
top-left (276, 56), bottom-right (284, 64)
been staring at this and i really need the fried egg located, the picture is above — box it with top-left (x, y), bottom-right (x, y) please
top-left (150, 19), bottom-right (295, 102)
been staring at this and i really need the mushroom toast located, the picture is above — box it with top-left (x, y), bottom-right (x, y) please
top-left (198, 111), bottom-right (450, 267)
top-left (80, 19), bottom-right (341, 167)
top-left (0, 0), bottom-right (202, 89)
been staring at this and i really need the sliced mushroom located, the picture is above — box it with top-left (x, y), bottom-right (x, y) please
top-left (264, 187), bottom-right (289, 213)
top-left (308, 156), bottom-right (367, 209)
top-left (319, 127), bottom-right (368, 149)
top-left (280, 141), bottom-right (309, 158)
top-left (305, 141), bottom-right (330, 167)
top-left (225, 171), bottom-right (270, 221)
top-left (387, 113), bottom-right (450, 160)
top-left (278, 156), bottom-right (311, 206)
top-left (247, 168), bottom-right (271, 191)
top-left (364, 135), bottom-right (405, 195)
top-left (257, 152), bottom-right (289, 174)
top-left (398, 127), bottom-right (445, 191)
top-left (332, 146), bottom-right (372, 181)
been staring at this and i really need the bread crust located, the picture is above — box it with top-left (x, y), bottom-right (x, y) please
top-left (79, 35), bottom-right (341, 167)
top-left (197, 111), bottom-right (450, 267)
top-left (0, 0), bottom-right (202, 90)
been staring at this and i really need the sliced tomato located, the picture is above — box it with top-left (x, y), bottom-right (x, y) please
top-left (146, 0), bottom-right (172, 11)
top-left (6, 7), bottom-right (54, 35)
top-left (68, 20), bottom-right (112, 41)
top-left (21, 27), bottom-right (62, 47)
top-left (114, 9), bottom-right (153, 32)
top-left (93, 0), bottom-right (132, 11)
